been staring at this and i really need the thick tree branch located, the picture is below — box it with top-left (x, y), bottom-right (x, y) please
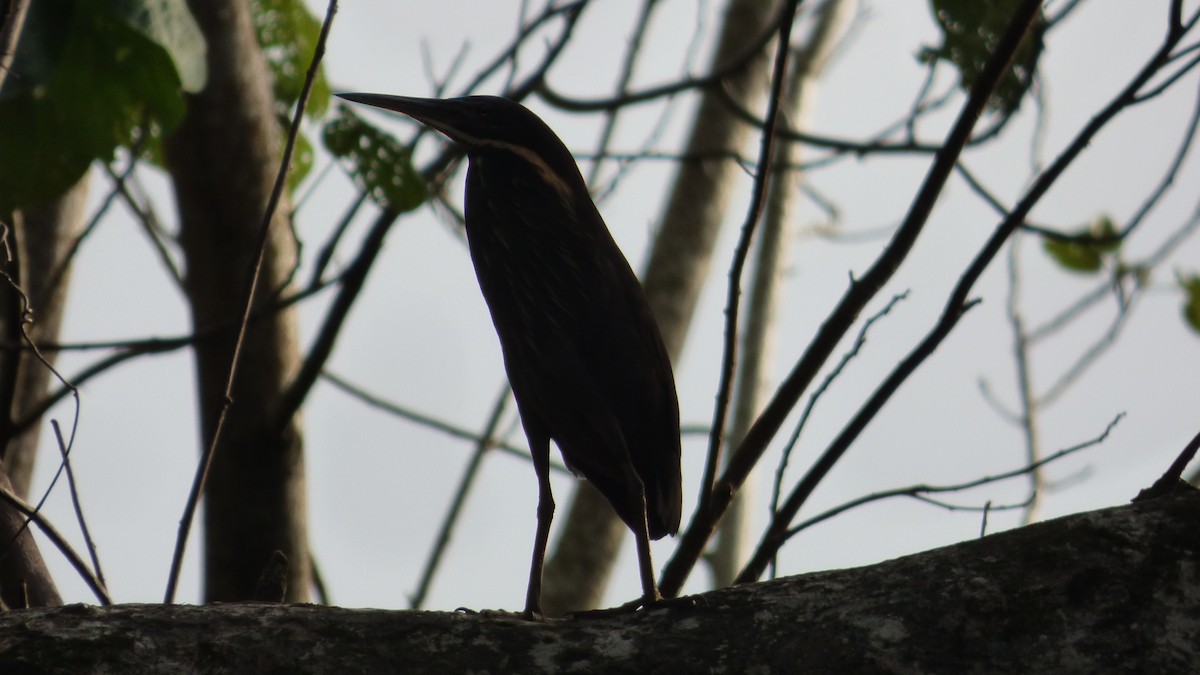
top-left (1, 491), bottom-right (1196, 672)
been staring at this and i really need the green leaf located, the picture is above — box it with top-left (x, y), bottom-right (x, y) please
top-left (0, 0), bottom-right (204, 209)
top-left (109, 0), bottom-right (208, 92)
top-left (247, 0), bottom-right (329, 190)
top-left (1179, 273), bottom-right (1200, 334)
top-left (322, 105), bottom-right (428, 212)
top-left (1041, 215), bottom-right (1121, 275)
top-left (921, 0), bottom-right (1044, 114)
top-left (250, 0), bottom-right (331, 119)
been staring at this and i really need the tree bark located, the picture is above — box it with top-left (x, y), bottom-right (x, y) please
top-left (0, 464), bottom-right (61, 609)
top-left (0, 0), bottom-right (76, 611)
top-left (2, 489), bottom-right (1197, 672)
top-left (164, 0), bottom-right (309, 602)
top-left (540, 0), bottom-right (783, 617)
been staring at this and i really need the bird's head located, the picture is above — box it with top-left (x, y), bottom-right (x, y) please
top-left (338, 93), bottom-right (575, 162)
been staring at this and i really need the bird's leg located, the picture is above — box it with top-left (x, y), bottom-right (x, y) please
top-left (565, 481), bottom-right (661, 620)
top-left (625, 468), bottom-right (662, 609)
top-left (523, 437), bottom-right (554, 620)
top-left (632, 510), bottom-right (662, 608)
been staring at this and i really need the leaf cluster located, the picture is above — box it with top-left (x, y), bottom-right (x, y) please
top-left (0, 0), bottom-right (205, 208)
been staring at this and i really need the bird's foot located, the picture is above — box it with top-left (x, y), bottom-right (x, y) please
top-left (455, 607), bottom-right (539, 621)
top-left (520, 608), bottom-right (546, 622)
top-left (567, 593), bottom-right (697, 619)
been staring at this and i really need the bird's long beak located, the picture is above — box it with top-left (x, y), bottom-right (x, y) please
top-left (337, 92), bottom-right (469, 143)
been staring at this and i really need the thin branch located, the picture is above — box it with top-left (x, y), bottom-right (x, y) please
top-left (975, 377), bottom-right (1020, 424)
top-left (1005, 240), bottom-right (1043, 525)
top-left (1034, 176), bottom-right (1200, 404)
top-left (1120, 74), bottom-right (1200, 239)
top-left (306, 191), bottom-right (367, 292)
top-left (535, 0), bottom-right (787, 112)
top-left (1026, 280), bottom-right (1112, 343)
top-left (1037, 287), bottom-right (1136, 408)
top-left (455, 0), bottom-right (588, 99)
top-left (309, 549), bottom-right (329, 605)
top-left (51, 419), bottom-right (104, 590)
top-left (271, 201), bottom-right (395, 438)
top-left (697, 0), bottom-right (799, 529)
top-left (584, 0), bottom-right (659, 188)
top-left (41, 152), bottom-right (142, 300)
top-left (0, 484), bottom-right (110, 605)
top-left (1131, 48), bottom-right (1200, 103)
top-left (410, 387), bottom-right (511, 609)
top-left (910, 493), bottom-right (1032, 515)
top-left (103, 157), bottom-right (184, 288)
top-left (319, 371), bottom-right (569, 474)
top-left (1134, 425), bottom-right (1200, 500)
top-left (7, 275), bottom-right (342, 438)
top-left (778, 413), bottom-right (1125, 547)
top-left (733, 2), bottom-right (1194, 584)
top-left (768, 291), bottom-right (908, 536)
top-left (766, 291), bottom-right (908, 580)
top-left (659, 0), bottom-right (1048, 599)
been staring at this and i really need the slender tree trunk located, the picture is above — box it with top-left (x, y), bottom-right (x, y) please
top-left (164, 0), bottom-right (309, 603)
top-left (0, 176), bottom-right (87, 610)
top-left (0, 0), bottom-right (66, 610)
top-left (0, 173), bottom-right (90, 498)
top-left (540, 0), bottom-right (783, 616)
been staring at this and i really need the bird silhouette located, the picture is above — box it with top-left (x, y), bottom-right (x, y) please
top-left (338, 93), bottom-right (682, 617)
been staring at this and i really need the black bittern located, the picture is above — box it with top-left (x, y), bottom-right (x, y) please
top-left (338, 93), bottom-right (682, 617)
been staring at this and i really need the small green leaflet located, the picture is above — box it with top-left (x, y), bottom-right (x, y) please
top-left (1179, 273), bottom-right (1200, 335)
top-left (921, 0), bottom-right (1043, 114)
top-left (322, 105), bottom-right (428, 213)
top-left (1042, 215), bottom-right (1121, 274)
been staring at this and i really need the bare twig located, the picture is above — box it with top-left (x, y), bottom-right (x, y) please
top-left (0, 484), bottom-right (110, 605)
top-left (1134, 426), bottom-right (1200, 501)
top-left (584, 0), bottom-right (660, 188)
top-left (1037, 288), bottom-right (1137, 408)
top-left (320, 370), bottom-right (569, 474)
top-left (1005, 242), bottom-right (1043, 525)
top-left (410, 388), bottom-right (511, 609)
top-left (1120, 75), bottom-right (1200, 239)
top-left (766, 291), bottom-right (907, 577)
top-left (51, 419), bottom-right (104, 589)
top-left (732, 2), bottom-right (1194, 584)
top-left (306, 191), bottom-right (367, 291)
top-left (8, 276), bottom-right (342, 438)
top-left (698, 0), bottom-right (799, 524)
top-left (660, 0), bottom-right (1048, 599)
top-left (103, 157), bottom-right (184, 288)
top-left (535, 1), bottom-right (788, 112)
top-left (777, 414), bottom-right (1124, 547)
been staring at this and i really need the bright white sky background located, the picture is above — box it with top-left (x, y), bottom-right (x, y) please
top-left (27, 1), bottom-right (1200, 610)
